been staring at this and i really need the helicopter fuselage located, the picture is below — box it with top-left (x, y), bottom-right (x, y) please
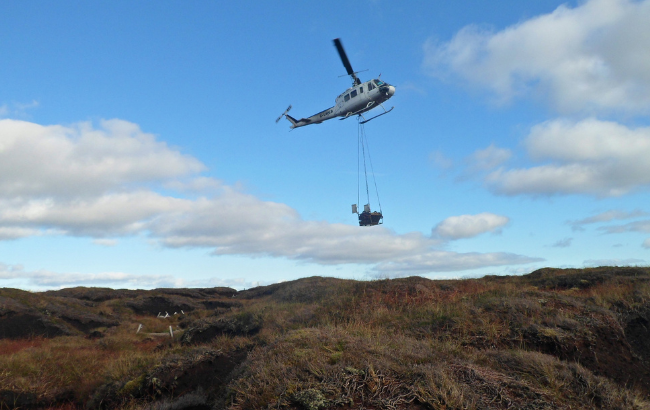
top-left (283, 78), bottom-right (395, 129)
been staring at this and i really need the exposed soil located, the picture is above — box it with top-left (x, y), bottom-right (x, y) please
top-left (56, 307), bottom-right (119, 333)
top-left (0, 388), bottom-right (76, 410)
top-left (200, 300), bottom-right (242, 310)
top-left (44, 287), bottom-right (145, 302)
top-left (149, 348), bottom-right (249, 399)
top-left (180, 314), bottom-right (262, 345)
top-left (626, 310), bottom-right (650, 362)
top-left (126, 296), bottom-right (201, 316)
top-left (0, 312), bottom-right (71, 339)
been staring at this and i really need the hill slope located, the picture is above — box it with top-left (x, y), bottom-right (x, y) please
top-left (1, 267), bottom-right (649, 409)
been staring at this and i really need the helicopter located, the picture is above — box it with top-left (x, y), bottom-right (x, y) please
top-left (276, 38), bottom-right (395, 129)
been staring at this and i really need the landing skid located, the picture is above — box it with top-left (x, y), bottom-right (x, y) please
top-left (359, 105), bottom-right (394, 124)
top-left (340, 103), bottom-right (394, 123)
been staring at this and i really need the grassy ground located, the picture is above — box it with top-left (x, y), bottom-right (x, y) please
top-left (1, 267), bottom-right (650, 409)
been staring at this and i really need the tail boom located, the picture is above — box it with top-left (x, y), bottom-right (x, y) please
top-left (280, 106), bottom-right (338, 129)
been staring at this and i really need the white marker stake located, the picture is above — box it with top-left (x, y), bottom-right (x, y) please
top-left (169, 326), bottom-right (174, 338)
top-left (136, 324), bottom-right (143, 334)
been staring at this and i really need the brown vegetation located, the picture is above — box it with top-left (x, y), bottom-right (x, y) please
top-left (1, 267), bottom-right (650, 409)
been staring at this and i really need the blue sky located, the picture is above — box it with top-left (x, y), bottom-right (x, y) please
top-left (2, 0), bottom-right (650, 290)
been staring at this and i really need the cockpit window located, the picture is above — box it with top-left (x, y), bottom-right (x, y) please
top-left (344, 93), bottom-right (350, 102)
top-left (351, 90), bottom-right (358, 98)
top-left (368, 82), bottom-right (375, 91)
top-left (373, 79), bottom-right (385, 86)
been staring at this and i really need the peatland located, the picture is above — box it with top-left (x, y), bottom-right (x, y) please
top-left (2, 266), bottom-right (650, 409)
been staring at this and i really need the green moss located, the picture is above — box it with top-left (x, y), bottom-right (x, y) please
top-left (119, 373), bottom-right (146, 397)
top-left (293, 388), bottom-right (328, 410)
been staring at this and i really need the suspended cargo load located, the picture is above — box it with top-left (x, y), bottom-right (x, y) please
top-left (353, 118), bottom-right (383, 227)
top-left (356, 204), bottom-right (383, 226)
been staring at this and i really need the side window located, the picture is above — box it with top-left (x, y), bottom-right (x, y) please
top-left (344, 94), bottom-right (350, 102)
top-left (360, 87), bottom-right (364, 93)
top-left (368, 83), bottom-right (375, 91)
top-left (351, 90), bottom-right (358, 98)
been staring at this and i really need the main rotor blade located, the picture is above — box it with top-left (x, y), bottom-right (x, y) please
top-left (333, 38), bottom-right (354, 76)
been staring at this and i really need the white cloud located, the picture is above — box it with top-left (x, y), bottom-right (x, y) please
top-left (93, 238), bottom-right (118, 247)
top-left (526, 118), bottom-right (650, 163)
top-left (0, 227), bottom-right (44, 240)
top-left (374, 250), bottom-right (541, 275)
top-left (0, 262), bottom-right (272, 290)
top-left (0, 173), bottom-right (536, 274)
top-left (483, 118), bottom-right (650, 196)
top-left (0, 119), bottom-right (205, 198)
top-left (550, 237), bottom-right (572, 248)
top-left (465, 144), bottom-right (512, 174)
top-left (568, 209), bottom-right (647, 230)
top-left (164, 177), bottom-right (223, 193)
top-left (424, 0), bottom-right (650, 114)
top-left (429, 150), bottom-right (454, 170)
top-left (146, 190), bottom-right (455, 264)
top-left (598, 219), bottom-right (650, 234)
top-left (0, 262), bottom-right (183, 289)
top-left (0, 101), bottom-right (39, 119)
top-left (0, 118), bottom-right (542, 277)
top-left (144, 192), bottom-right (536, 271)
top-left (583, 258), bottom-right (646, 267)
top-left (0, 264), bottom-right (277, 291)
top-left (0, 192), bottom-right (188, 236)
top-left (643, 238), bottom-right (650, 249)
top-left (433, 212), bottom-right (509, 240)
top-left (13, 100), bottom-right (39, 111)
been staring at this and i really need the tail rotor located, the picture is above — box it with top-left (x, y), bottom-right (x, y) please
top-left (276, 105), bottom-right (292, 123)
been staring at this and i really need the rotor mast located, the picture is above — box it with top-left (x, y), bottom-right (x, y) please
top-left (333, 38), bottom-right (362, 87)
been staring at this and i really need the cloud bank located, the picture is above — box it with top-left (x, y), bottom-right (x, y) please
top-left (0, 119), bottom-right (540, 283)
top-left (0, 262), bottom-right (254, 290)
